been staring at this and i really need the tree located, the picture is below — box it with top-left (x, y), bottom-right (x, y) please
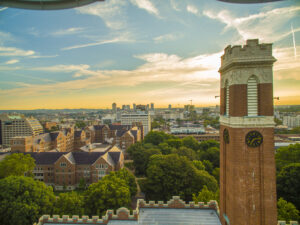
top-left (78, 178), bottom-right (87, 191)
top-left (172, 146), bottom-right (197, 161)
top-left (202, 160), bottom-right (213, 174)
top-left (276, 144), bottom-right (300, 172)
top-left (158, 142), bottom-right (175, 155)
top-left (112, 169), bottom-right (137, 197)
top-left (0, 153), bottom-right (35, 178)
top-left (0, 176), bottom-right (55, 225)
top-left (193, 160), bottom-right (205, 170)
top-left (84, 175), bottom-right (131, 216)
top-left (143, 131), bottom-right (171, 145)
top-left (182, 136), bottom-right (199, 151)
top-left (274, 118), bottom-right (283, 126)
top-left (277, 163), bottom-right (300, 210)
top-left (198, 140), bottom-right (219, 152)
top-left (127, 143), bottom-right (161, 176)
top-left (144, 154), bottom-right (217, 201)
top-left (166, 138), bottom-right (183, 149)
top-left (193, 185), bottom-right (219, 203)
top-left (277, 198), bottom-right (299, 223)
top-left (75, 121), bottom-right (86, 129)
top-left (54, 192), bottom-right (84, 216)
top-left (198, 147), bottom-right (220, 168)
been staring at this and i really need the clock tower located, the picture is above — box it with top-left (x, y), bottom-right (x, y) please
top-left (219, 39), bottom-right (277, 225)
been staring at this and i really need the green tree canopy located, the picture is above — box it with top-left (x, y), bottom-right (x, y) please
top-left (172, 146), bottom-right (197, 161)
top-left (111, 169), bottom-right (137, 197)
top-left (198, 147), bottom-right (220, 168)
top-left (0, 153), bottom-right (35, 178)
top-left (143, 131), bottom-right (172, 145)
top-left (277, 163), bottom-right (300, 210)
top-left (193, 160), bottom-right (205, 171)
top-left (0, 176), bottom-right (55, 225)
top-left (144, 154), bottom-right (217, 201)
top-left (276, 144), bottom-right (300, 172)
top-left (192, 185), bottom-right (219, 204)
top-left (84, 175), bottom-right (131, 216)
top-left (277, 198), bottom-right (299, 223)
top-left (182, 136), bottom-right (199, 151)
top-left (54, 192), bottom-right (84, 216)
top-left (198, 140), bottom-right (219, 152)
top-left (166, 138), bottom-right (183, 149)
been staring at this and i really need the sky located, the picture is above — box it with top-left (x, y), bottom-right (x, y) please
top-left (0, 0), bottom-right (299, 110)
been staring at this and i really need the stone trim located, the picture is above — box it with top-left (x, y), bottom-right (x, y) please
top-left (220, 115), bottom-right (275, 128)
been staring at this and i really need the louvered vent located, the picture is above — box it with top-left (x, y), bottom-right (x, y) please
top-left (225, 80), bottom-right (229, 116)
top-left (247, 76), bottom-right (258, 116)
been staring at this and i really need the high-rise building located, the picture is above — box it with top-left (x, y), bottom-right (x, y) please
top-left (122, 105), bottom-right (126, 110)
top-left (0, 114), bottom-right (44, 147)
top-left (150, 103), bottom-right (154, 111)
top-left (133, 103), bottom-right (136, 111)
top-left (112, 103), bottom-right (117, 113)
top-left (168, 104), bottom-right (172, 110)
top-left (121, 112), bottom-right (151, 136)
top-left (219, 39), bottom-right (277, 225)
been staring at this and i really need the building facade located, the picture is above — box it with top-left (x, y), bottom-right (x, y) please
top-left (27, 146), bottom-right (124, 190)
top-left (0, 114), bottom-right (43, 147)
top-left (219, 39), bottom-right (277, 225)
top-left (121, 113), bottom-right (151, 136)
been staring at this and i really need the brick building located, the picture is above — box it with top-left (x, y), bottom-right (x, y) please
top-left (219, 39), bottom-right (277, 225)
top-left (26, 145), bottom-right (124, 190)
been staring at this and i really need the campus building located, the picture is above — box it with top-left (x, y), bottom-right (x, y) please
top-left (0, 114), bottom-right (43, 147)
top-left (26, 146), bottom-right (124, 190)
top-left (121, 113), bottom-right (151, 136)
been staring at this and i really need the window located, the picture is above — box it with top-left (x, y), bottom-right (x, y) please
top-left (247, 75), bottom-right (258, 116)
top-left (60, 162), bottom-right (67, 167)
top-left (225, 80), bottom-right (229, 116)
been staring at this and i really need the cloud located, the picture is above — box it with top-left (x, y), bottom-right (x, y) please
top-left (76, 0), bottom-right (127, 30)
top-left (1, 51), bottom-right (222, 97)
top-left (0, 46), bottom-right (35, 56)
top-left (203, 6), bottom-right (300, 43)
top-left (61, 34), bottom-right (133, 51)
top-left (51, 27), bottom-right (85, 36)
top-left (153, 33), bottom-right (180, 43)
top-left (187, 5), bottom-right (198, 15)
top-left (5, 59), bottom-right (19, 65)
top-left (130, 0), bottom-right (159, 16)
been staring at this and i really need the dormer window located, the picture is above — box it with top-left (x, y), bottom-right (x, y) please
top-left (60, 162), bottom-right (67, 167)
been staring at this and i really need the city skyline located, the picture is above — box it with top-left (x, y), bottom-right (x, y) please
top-left (0, 0), bottom-right (299, 110)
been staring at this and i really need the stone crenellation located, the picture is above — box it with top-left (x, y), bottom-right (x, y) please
top-left (138, 196), bottom-right (219, 213)
top-left (33, 196), bottom-right (219, 225)
top-left (220, 39), bottom-right (276, 72)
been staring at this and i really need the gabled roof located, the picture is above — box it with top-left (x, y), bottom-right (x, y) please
top-left (50, 132), bottom-right (60, 141)
top-left (116, 129), bottom-right (128, 137)
top-left (109, 124), bottom-right (132, 131)
top-left (93, 125), bottom-right (106, 130)
top-left (74, 130), bottom-right (83, 138)
top-left (130, 130), bottom-right (138, 140)
top-left (108, 152), bottom-right (121, 165)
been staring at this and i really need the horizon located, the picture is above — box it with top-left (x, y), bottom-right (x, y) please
top-left (0, 0), bottom-right (299, 110)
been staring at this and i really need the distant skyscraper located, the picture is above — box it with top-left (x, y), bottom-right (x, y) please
top-left (0, 114), bottom-right (43, 147)
top-left (126, 105), bottom-right (130, 110)
top-left (146, 104), bottom-right (149, 111)
top-left (150, 103), bottom-right (154, 110)
top-left (168, 104), bottom-right (172, 110)
top-left (112, 103), bottom-right (117, 113)
top-left (133, 103), bottom-right (136, 111)
top-left (122, 105), bottom-right (126, 110)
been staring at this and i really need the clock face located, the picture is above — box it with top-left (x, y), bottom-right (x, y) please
top-left (223, 129), bottom-right (230, 144)
top-left (245, 131), bottom-right (263, 148)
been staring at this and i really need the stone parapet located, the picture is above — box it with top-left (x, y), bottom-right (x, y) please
top-left (138, 196), bottom-right (219, 214)
top-left (219, 39), bottom-right (276, 73)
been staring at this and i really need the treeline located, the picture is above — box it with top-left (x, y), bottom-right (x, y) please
top-left (0, 154), bottom-right (137, 225)
top-left (127, 131), bottom-right (220, 201)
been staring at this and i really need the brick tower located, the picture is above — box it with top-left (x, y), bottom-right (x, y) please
top-left (219, 39), bottom-right (277, 225)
